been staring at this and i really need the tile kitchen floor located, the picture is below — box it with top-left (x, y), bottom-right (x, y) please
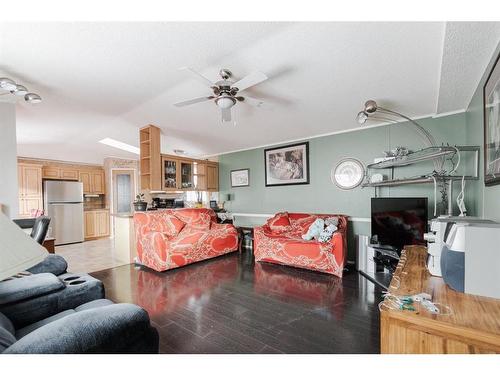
top-left (56, 237), bottom-right (129, 274)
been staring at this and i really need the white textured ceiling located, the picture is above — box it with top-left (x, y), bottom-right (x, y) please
top-left (437, 22), bottom-right (500, 113)
top-left (1, 22), bottom-right (499, 164)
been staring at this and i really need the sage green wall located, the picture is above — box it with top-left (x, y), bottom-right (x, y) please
top-left (219, 112), bottom-right (475, 260)
top-left (465, 40), bottom-right (500, 221)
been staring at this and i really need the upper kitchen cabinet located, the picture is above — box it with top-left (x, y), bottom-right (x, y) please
top-left (162, 156), bottom-right (179, 191)
top-left (140, 125), bottom-right (161, 191)
top-left (42, 166), bottom-right (79, 180)
top-left (206, 162), bottom-right (219, 191)
top-left (139, 125), bottom-right (219, 192)
top-left (79, 169), bottom-right (105, 195)
top-left (18, 163), bottom-right (43, 217)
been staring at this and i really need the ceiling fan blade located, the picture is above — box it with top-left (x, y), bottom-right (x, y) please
top-left (238, 95), bottom-right (265, 107)
top-left (221, 107), bottom-right (232, 122)
top-left (233, 71), bottom-right (268, 92)
top-left (174, 96), bottom-right (214, 107)
top-left (179, 67), bottom-right (215, 87)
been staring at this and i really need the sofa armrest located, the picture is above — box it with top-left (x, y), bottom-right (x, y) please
top-left (26, 254), bottom-right (68, 276)
top-left (5, 303), bottom-right (159, 354)
top-left (0, 273), bottom-right (64, 306)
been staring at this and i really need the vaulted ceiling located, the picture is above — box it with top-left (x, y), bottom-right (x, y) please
top-left (1, 22), bottom-right (499, 163)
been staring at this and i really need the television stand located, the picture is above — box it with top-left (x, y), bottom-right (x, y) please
top-left (359, 244), bottom-right (399, 290)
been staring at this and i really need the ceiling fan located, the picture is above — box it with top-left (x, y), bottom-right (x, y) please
top-left (174, 67), bottom-right (268, 123)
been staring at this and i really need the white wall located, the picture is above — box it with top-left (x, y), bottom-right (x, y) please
top-left (0, 102), bottom-right (18, 218)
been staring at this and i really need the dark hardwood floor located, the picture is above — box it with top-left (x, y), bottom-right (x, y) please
top-left (91, 250), bottom-right (384, 354)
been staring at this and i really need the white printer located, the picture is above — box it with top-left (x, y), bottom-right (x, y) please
top-left (440, 222), bottom-right (500, 299)
top-left (424, 216), bottom-right (494, 276)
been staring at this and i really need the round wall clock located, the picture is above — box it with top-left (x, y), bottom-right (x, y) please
top-left (331, 158), bottom-right (365, 190)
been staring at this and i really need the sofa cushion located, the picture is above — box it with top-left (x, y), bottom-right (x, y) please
top-left (267, 212), bottom-right (293, 233)
top-left (0, 326), bottom-right (16, 353)
top-left (181, 212), bottom-right (212, 231)
top-left (0, 312), bottom-right (14, 335)
top-left (0, 273), bottom-right (65, 306)
top-left (15, 309), bottom-right (75, 339)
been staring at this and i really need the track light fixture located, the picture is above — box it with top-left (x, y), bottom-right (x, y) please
top-left (356, 100), bottom-right (435, 147)
top-left (0, 77), bottom-right (42, 104)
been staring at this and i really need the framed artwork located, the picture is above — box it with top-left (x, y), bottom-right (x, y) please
top-left (230, 168), bottom-right (250, 187)
top-left (264, 142), bottom-right (309, 187)
top-left (484, 51), bottom-right (500, 186)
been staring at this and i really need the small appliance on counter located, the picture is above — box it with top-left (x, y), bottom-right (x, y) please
top-left (151, 198), bottom-right (176, 209)
top-left (424, 216), bottom-right (495, 276)
top-left (440, 222), bottom-right (500, 299)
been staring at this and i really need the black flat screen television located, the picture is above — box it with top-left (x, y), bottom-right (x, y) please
top-left (371, 197), bottom-right (428, 251)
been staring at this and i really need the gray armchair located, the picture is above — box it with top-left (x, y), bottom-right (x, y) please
top-left (0, 272), bottom-right (104, 328)
top-left (0, 299), bottom-right (159, 353)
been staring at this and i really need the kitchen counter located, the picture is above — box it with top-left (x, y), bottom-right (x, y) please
top-left (84, 208), bottom-right (108, 211)
top-left (111, 212), bottom-right (134, 218)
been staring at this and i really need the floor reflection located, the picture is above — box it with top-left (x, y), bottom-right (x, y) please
top-left (91, 252), bottom-right (383, 353)
top-left (254, 262), bottom-right (345, 320)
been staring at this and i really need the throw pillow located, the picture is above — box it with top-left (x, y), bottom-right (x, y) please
top-left (163, 215), bottom-right (186, 237)
top-left (267, 212), bottom-right (293, 233)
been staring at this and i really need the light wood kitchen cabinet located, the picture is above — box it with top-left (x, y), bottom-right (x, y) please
top-left (84, 209), bottom-right (110, 239)
top-left (79, 170), bottom-right (105, 195)
top-left (161, 156), bottom-right (179, 191)
top-left (92, 171), bottom-right (105, 194)
top-left (160, 155), bottom-right (219, 192)
top-left (95, 210), bottom-right (110, 236)
top-left (42, 166), bottom-right (79, 180)
top-left (79, 171), bottom-right (91, 194)
top-left (206, 163), bottom-right (219, 191)
top-left (84, 211), bottom-right (97, 238)
top-left (61, 168), bottom-right (79, 180)
top-left (18, 163), bottom-right (43, 217)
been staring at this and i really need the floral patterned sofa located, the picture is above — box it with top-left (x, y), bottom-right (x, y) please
top-left (134, 208), bottom-right (238, 272)
top-left (254, 212), bottom-right (348, 277)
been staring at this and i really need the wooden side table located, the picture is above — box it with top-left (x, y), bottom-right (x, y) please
top-left (42, 237), bottom-right (56, 254)
top-left (236, 226), bottom-right (254, 253)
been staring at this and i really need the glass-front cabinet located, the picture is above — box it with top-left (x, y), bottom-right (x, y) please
top-left (180, 161), bottom-right (193, 189)
top-left (162, 157), bottom-right (178, 190)
top-left (161, 156), bottom-right (217, 191)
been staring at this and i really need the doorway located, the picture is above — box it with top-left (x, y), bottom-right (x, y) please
top-left (111, 169), bottom-right (136, 215)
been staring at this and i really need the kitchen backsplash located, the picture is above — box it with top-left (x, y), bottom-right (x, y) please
top-left (84, 195), bottom-right (106, 210)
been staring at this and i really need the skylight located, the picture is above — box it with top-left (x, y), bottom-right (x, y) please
top-left (99, 138), bottom-right (140, 155)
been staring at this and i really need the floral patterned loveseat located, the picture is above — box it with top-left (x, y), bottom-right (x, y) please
top-left (254, 212), bottom-right (348, 277)
top-left (134, 208), bottom-right (238, 272)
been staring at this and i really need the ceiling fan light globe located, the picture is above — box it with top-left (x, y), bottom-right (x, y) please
top-left (0, 77), bottom-right (17, 91)
top-left (356, 111), bottom-right (368, 124)
top-left (25, 93), bottom-right (42, 104)
top-left (216, 96), bottom-right (235, 109)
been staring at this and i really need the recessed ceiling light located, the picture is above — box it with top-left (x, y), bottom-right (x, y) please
top-left (99, 138), bottom-right (140, 155)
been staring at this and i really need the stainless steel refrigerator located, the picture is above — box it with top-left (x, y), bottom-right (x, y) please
top-left (44, 180), bottom-right (84, 245)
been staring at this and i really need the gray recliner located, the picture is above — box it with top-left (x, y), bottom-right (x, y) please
top-left (0, 272), bottom-right (105, 328)
top-left (0, 299), bottom-right (159, 353)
